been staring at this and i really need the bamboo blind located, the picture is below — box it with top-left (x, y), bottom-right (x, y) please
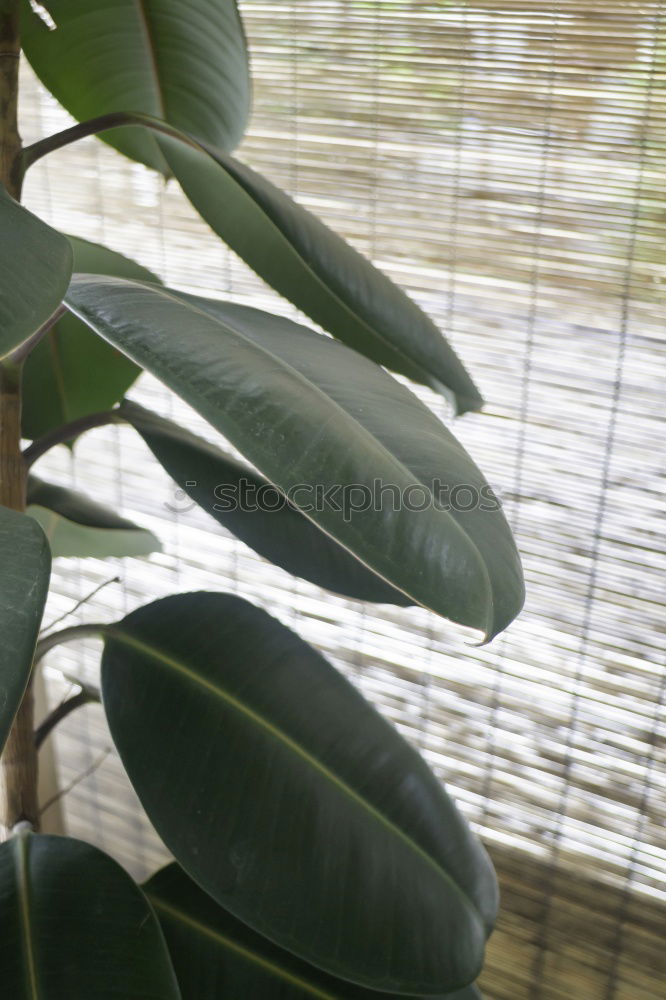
top-left (17, 2), bottom-right (666, 998)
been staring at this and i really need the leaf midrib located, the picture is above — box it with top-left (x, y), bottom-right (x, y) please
top-left (148, 895), bottom-right (340, 1000)
top-left (108, 629), bottom-right (481, 926)
top-left (167, 138), bottom-right (447, 394)
top-left (134, 0), bottom-right (166, 118)
top-left (132, 0), bottom-right (171, 173)
top-left (70, 278), bottom-right (491, 629)
top-left (172, 289), bottom-right (494, 634)
top-left (15, 835), bottom-right (39, 999)
top-left (47, 326), bottom-right (70, 426)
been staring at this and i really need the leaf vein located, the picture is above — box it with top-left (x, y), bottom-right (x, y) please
top-left (149, 896), bottom-right (340, 1000)
top-left (109, 629), bottom-right (480, 923)
top-left (16, 835), bottom-right (40, 999)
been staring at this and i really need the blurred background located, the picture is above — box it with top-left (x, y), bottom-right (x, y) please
top-left (19, 2), bottom-right (665, 998)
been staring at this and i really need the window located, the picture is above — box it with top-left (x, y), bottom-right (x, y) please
top-left (25, 3), bottom-right (665, 996)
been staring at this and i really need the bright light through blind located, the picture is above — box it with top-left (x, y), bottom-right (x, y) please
top-left (18, 3), bottom-right (665, 998)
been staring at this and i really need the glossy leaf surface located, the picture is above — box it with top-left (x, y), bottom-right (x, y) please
top-left (26, 476), bottom-right (160, 560)
top-left (0, 187), bottom-right (72, 359)
top-left (20, 0), bottom-right (250, 172)
top-left (102, 592), bottom-right (498, 993)
top-left (156, 130), bottom-right (482, 412)
top-left (66, 278), bottom-right (524, 637)
top-left (146, 863), bottom-right (484, 1000)
top-left (121, 400), bottom-right (406, 604)
top-left (0, 831), bottom-right (181, 998)
top-left (0, 506), bottom-right (50, 753)
top-left (22, 235), bottom-right (159, 439)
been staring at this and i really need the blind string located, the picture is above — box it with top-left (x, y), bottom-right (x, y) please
top-left (529, 7), bottom-right (661, 994)
top-left (412, 1), bottom-right (473, 759)
top-left (480, 3), bottom-right (561, 858)
top-left (605, 661), bottom-right (666, 999)
top-left (289, 0), bottom-right (300, 201)
top-left (352, 0), bottom-right (384, 690)
top-left (156, 173), bottom-right (185, 596)
top-left (602, 7), bottom-right (664, 995)
top-left (443, 0), bottom-right (468, 370)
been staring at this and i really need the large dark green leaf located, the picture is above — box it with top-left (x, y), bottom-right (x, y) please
top-left (121, 400), bottom-right (406, 604)
top-left (0, 187), bottom-right (72, 359)
top-left (26, 476), bottom-right (160, 560)
top-left (145, 863), bottom-right (484, 1000)
top-left (0, 506), bottom-right (50, 753)
top-left (155, 132), bottom-right (481, 412)
top-left (22, 235), bottom-right (159, 440)
top-left (20, 0), bottom-right (250, 173)
top-left (0, 831), bottom-right (181, 998)
top-left (102, 592), bottom-right (498, 994)
top-left (67, 277), bottom-right (523, 638)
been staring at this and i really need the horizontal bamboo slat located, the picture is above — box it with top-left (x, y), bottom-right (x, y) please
top-left (19, 2), bottom-right (665, 997)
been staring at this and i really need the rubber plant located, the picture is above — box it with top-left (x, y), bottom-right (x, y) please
top-left (0, 1), bottom-right (524, 997)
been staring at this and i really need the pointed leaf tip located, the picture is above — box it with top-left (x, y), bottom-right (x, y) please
top-left (66, 277), bottom-right (524, 637)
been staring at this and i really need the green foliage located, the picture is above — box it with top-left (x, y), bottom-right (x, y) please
top-left (0, 0), bottom-right (525, 994)
top-left (0, 188), bottom-right (72, 360)
top-left (20, 0), bottom-right (250, 172)
top-left (27, 475), bottom-right (160, 559)
top-left (101, 592), bottom-right (496, 993)
top-left (0, 831), bottom-right (180, 997)
top-left (157, 129), bottom-right (483, 412)
top-left (145, 862), bottom-right (484, 1000)
top-left (66, 278), bottom-right (522, 636)
top-left (22, 235), bottom-right (159, 440)
top-left (0, 506), bottom-right (50, 753)
top-left (121, 400), bottom-right (406, 603)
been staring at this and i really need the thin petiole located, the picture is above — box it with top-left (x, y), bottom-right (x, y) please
top-left (34, 623), bottom-right (108, 666)
top-left (34, 689), bottom-right (100, 751)
top-left (22, 110), bottom-right (198, 171)
top-left (24, 409), bottom-right (123, 467)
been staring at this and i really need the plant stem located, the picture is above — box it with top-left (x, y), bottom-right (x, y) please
top-left (35, 689), bottom-right (100, 751)
top-left (0, 364), bottom-right (35, 835)
top-left (0, 363), bottom-right (25, 508)
top-left (0, 1), bottom-right (39, 835)
top-left (24, 408), bottom-right (123, 467)
top-left (23, 111), bottom-right (145, 168)
top-left (0, 0), bottom-right (22, 199)
top-left (34, 623), bottom-right (107, 666)
top-left (22, 109), bottom-right (200, 171)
